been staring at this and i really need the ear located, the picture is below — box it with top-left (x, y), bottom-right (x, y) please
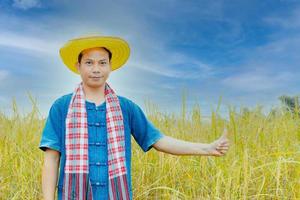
top-left (108, 62), bottom-right (112, 71)
top-left (75, 62), bottom-right (80, 72)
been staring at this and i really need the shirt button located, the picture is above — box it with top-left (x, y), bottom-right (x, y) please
top-left (96, 162), bottom-right (107, 166)
top-left (95, 142), bottom-right (106, 146)
top-left (94, 182), bottom-right (106, 187)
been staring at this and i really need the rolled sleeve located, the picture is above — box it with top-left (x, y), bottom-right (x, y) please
top-left (129, 100), bottom-right (165, 152)
top-left (39, 100), bottom-right (62, 153)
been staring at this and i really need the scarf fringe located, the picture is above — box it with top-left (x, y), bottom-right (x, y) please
top-left (62, 173), bottom-right (93, 200)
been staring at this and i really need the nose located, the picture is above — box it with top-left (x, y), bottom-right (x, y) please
top-left (91, 64), bottom-right (102, 73)
top-left (92, 69), bottom-right (101, 75)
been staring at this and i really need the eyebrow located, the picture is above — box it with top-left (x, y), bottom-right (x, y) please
top-left (83, 58), bottom-right (108, 61)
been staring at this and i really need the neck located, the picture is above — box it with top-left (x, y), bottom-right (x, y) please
top-left (82, 82), bottom-right (106, 105)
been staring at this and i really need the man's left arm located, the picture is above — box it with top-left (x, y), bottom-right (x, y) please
top-left (152, 128), bottom-right (230, 157)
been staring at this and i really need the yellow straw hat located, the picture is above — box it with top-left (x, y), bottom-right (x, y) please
top-left (59, 35), bottom-right (130, 74)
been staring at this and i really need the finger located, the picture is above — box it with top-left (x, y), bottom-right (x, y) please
top-left (219, 140), bottom-right (229, 145)
top-left (217, 145), bottom-right (229, 150)
top-left (221, 148), bottom-right (229, 153)
top-left (217, 149), bottom-right (229, 153)
top-left (217, 145), bottom-right (228, 151)
top-left (217, 146), bottom-right (229, 151)
top-left (217, 129), bottom-right (228, 141)
top-left (219, 150), bottom-right (227, 155)
top-left (217, 144), bottom-right (229, 148)
top-left (220, 150), bottom-right (227, 154)
top-left (211, 149), bottom-right (222, 156)
top-left (218, 141), bottom-right (230, 146)
top-left (216, 146), bottom-right (229, 151)
top-left (219, 141), bottom-right (230, 147)
top-left (216, 151), bottom-right (225, 156)
top-left (222, 127), bottom-right (228, 138)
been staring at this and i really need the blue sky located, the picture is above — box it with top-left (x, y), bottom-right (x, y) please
top-left (0, 0), bottom-right (299, 119)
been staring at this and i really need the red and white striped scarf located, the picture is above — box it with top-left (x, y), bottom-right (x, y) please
top-left (62, 82), bottom-right (130, 200)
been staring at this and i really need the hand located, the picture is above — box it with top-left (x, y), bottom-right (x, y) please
top-left (207, 128), bottom-right (230, 157)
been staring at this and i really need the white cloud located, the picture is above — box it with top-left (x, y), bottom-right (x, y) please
top-left (222, 70), bottom-right (294, 92)
top-left (129, 55), bottom-right (214, 80)
top-left (127, 35), bottom-right (215, 80)
top-left (12, 0), bottom-right (41, 10)
top-left (220, 5), bottom-right (300, 93)
top-left (0, 31), bottom-right (60, 56)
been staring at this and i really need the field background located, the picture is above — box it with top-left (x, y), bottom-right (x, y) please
top-left (0, 96), bottom-right (299, 200)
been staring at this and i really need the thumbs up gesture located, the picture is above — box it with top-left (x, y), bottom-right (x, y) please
top-left (208, 128), bottom-right (230, 157)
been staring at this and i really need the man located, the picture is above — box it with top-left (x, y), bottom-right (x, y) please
top-left (39, 35), bottom-right (230, 200)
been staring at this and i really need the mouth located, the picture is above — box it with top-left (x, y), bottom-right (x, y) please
top-left (90, 76), bottom-right (103, 79)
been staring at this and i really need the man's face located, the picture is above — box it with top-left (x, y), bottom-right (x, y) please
top-left (76, 47), bottom-right (111, 89)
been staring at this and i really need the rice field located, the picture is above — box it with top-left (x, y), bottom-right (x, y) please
top-left (0, 96), bottom-right (299, 200)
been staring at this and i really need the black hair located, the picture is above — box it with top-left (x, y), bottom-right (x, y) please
top-left (78, 47), bottom-right (112, 63)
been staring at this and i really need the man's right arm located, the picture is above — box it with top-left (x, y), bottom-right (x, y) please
top-left (42, 149), bottom-right (60, 200)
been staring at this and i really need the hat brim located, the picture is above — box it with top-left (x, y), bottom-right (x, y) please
top-left (59, 36), bottom-right (130, 74)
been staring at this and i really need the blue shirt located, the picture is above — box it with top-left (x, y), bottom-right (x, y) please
top-left (39, 93), bottom-right (165, 200)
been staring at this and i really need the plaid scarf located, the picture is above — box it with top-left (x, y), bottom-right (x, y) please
top-left (62, 82), bottom-right (130, 200)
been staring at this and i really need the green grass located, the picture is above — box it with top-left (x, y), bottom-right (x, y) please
top-left (0, 96), bottom-right (299, 199)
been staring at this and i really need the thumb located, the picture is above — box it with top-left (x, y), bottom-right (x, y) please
top-left (220, 127), bottom-right (228, 139)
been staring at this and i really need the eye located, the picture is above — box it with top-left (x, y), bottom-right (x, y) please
top-left (100, 61), bottom-right (107, 66)
top-left (85, 61), bottom-right (92, 65)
